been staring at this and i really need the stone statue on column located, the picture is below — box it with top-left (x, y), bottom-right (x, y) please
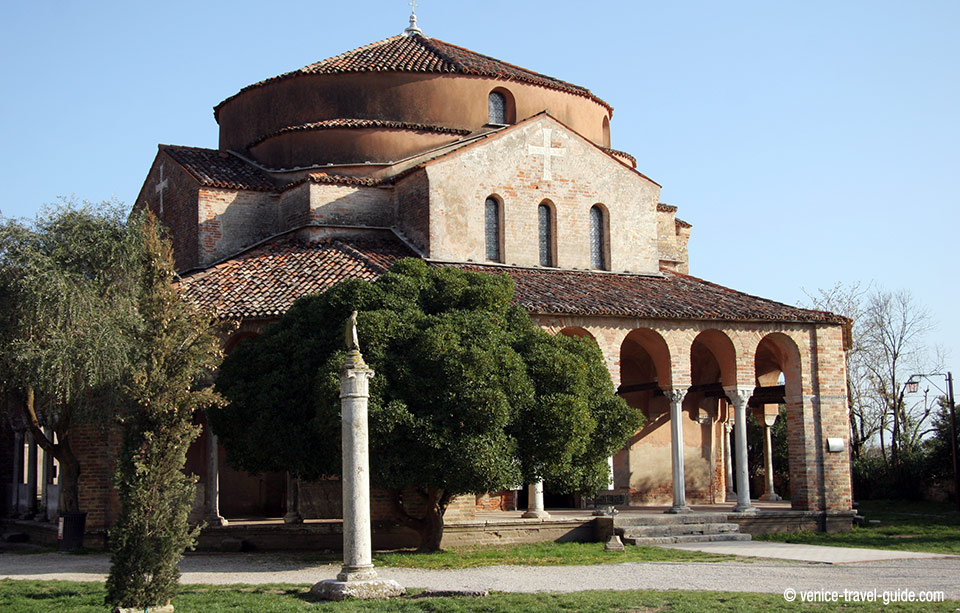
top-left (312, 312), bottom-right (404, 601)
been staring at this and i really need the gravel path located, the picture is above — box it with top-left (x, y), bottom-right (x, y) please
top-left (1, 552), bottom-right (959, 599)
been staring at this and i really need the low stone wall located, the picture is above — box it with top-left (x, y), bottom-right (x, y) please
top-left (727, 510), bottom-right (857, 536)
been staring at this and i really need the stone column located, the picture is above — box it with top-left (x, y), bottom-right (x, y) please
top-left (25, 432), bottom-right (38, 518)
top-left (204, 428), bottom-right (227, 526)
top-left (312, 313), bottom-right (403, 600)
top-left (666, 390), bottom-right (690, 513)
top-left (725, 387), bottom-right (756, 513)
top-left (283, 472), bottom-right (303, 524)
top-left (522, 481), bottom-right (550, 518)
top-left (723, 420), bottom-right (735, 502)
top-left (760, 413), bottom-right (781, 501)
top-left (10, 430), bottom-right (23, 517)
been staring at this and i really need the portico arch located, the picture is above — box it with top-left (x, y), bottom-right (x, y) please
top-left (689, 330), bottom-right (738, 503)
top-left (754, 332), bottom-right (814, 509)
top-left (558, 326), bottom-right (595, 340)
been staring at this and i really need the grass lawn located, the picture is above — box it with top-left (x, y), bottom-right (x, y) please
top-left (371, 541), bottom-right (735, 569)
top-left (2, 580), bottom-right (958, 612)
top-left (756, 499), bottom-right (960, 555)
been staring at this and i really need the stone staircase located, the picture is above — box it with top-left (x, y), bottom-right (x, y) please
top-left (615, 513), bottom-right (751, 545)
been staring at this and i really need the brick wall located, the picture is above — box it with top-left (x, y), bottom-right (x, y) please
top-left (134, 154), bottom-right (201, 272)
top-left (395, 170), bottom-right (430, 254)
top-left (424, 117), bottom-right (660, 273)
top-left (198, 188), bottom-right (278, 267)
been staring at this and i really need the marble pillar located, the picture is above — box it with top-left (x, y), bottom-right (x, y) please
top-left (724, 421), bottom-right (735, 502)
top-left (26, 433), bottom-right (38, 519)
top-left (666, 390), bottom-right (690, 513)
top-left (760, 414), bottom-right (781, 501)
top-left (725, 387), bottom-right (756, 513)
top-left (312, 312), bottom-right (403, 600)
top-left (204, 428), bottom-right (227, 526)
top-left (522, 481), bottom-right (550, 518)
top-left (283, 472), bottom-right (303, 524)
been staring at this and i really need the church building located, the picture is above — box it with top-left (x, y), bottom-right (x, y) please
top-left (6, 14), bottom-right (855, 543)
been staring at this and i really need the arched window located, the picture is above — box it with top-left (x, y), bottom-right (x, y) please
top-left (485, 196), bottom-right (501, 262)
top-left (602, 116), bottom-right (611, 147)
top-left (538, 202), bottom-right (554, 267)
top-left (590, 205), bottom-right (607, 270)
top-left (488, 91), bottom-right (507, 125)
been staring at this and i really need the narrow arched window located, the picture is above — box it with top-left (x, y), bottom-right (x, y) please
top-left (485, 197), bottom-right (501, 262)
top-left (538, 203), bottom-right (553, 267)
top-left (488, 91), bottom-right (507, 125)
top-left (590, 205), bottom-right (607, 270)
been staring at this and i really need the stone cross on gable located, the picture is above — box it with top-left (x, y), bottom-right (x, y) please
top-left (155, 164), bottom-right (169, 215)
top-left (527, 127), bottom-right (565, 181)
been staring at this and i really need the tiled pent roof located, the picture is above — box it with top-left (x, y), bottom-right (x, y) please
top-left (161, 146), bottom-right (276, 192)
top-left (446, 264), bottom-right (846, 324)
top-left (178, 234), bottom-right (844, 324)
top-left (247, 119), bottom-right (472, 149)
top-left (177, 236), bottom-right (416, 318)
top-left (215, 34), bottom-right (612, 114)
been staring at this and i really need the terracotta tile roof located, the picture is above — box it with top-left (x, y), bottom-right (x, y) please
top-left (657, 203), bottom-right (678, 213)
top-left (216, 34), bottom-right (612, 116)
top-left (161, 145), bottom-right (277, 192)
top-left (177, 236), bottom-right (416, 319)
top-left (601, 146), bottom-right (636, 166)
top-left (247, 119), bottom-right (471, 149)
top-left (304, 172), bottom-right (387, 187)
top-left (443, 264), bottom-right (847, 324)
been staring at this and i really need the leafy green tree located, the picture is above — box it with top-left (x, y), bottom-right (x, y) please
top-left (105, 212), bottom-right (225, 609)
top-left (212, 259), bottom-right (641, 551)
top-left (0, 201), bottom-right (138, 513)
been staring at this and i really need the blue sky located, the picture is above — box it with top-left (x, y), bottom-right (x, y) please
top-left (1, 1), bottom-right (957, 374)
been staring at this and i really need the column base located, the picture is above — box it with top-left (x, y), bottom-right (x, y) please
top-left (311, 578), bottom-right (405, 601)
top-left (665, 505), bottom-right (692, 514)
top-left (604, 535), bottom-right (625, 552)
top-left (521, 510), bottom-right (551, 519)
top-left (733, 503), bottom-right (758, 514)
top-left (725, 491), bottom-right (736, 503)
top-left (283, 512), bottom-right (304, 524)
top-left (760, 493), bottom-right (782, 502)
top-left (204, 514), bottom-right (229, 526)
top-left (337, 564), bottom-right (379, 582)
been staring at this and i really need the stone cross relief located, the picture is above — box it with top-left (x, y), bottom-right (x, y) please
top-left (527, 127), bottom-right (566, 181)
top-left (155, 164), bottom-right (169, 215)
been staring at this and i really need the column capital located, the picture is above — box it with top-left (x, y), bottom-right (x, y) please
top-left (723, 385), bottom-right (753, 407)
top-left (663, 389), bottom-right (686, 404)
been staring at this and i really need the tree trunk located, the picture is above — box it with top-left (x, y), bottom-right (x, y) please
top-left (19, 388), bottom-right (81, 514)
top-left (390, 487), bottom-right (452, 553)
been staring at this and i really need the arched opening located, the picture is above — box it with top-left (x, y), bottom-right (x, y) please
top-left (488, 88), bottom-right (516, 125)
top-left (538, 200), bottom-right (556, 267)
top-left (689, 330), bottom-right (738, 503)
top-left (589, 204), bottom-right (610, 270)
top-left (754, 333), bottom-right (806, 509)
top-left (617, 329), bottom-right (672, 504)
top-left (484, 195), bottom-right (503, 263)
top-left (602, 116), bottom-right (611, 147)
top-left (558, 326), bottom-right (594, 340)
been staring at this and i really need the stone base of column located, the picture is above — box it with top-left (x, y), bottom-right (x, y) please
top-left (283, 512), bottom-right (304, 524)
top-left (665, 505), bottom-right (692, 514)
top-left (311, 577), bottom-right (405, 601)
top-left (725, 491), bottom-right (736, 503)
top-left (521, 509), bottom-right (550, 519)
top-left (204, 514), bottom-right (229, 526)
top-left (604, 534), bottom-right (625, 552)
top-left (733, 503), bottom-right (758, 514)
top-left (760, 492), bottom-right (782, 502)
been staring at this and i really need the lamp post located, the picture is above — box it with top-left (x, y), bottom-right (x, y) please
top-left (906, 373), bottom-right (959, 513)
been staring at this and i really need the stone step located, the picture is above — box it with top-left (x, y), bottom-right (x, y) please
top-left (619, 522), bottom-right (741, 538)
top-left (614, 513), bottom-right (731, 527)
top-left (623, 533), bottom-right (752, 546)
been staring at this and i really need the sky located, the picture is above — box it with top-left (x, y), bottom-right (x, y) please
top-left (1, 0), bottom-right (957, 380)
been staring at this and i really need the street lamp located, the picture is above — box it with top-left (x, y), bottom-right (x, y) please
top-left (906, 373), bottom-right (959, 512)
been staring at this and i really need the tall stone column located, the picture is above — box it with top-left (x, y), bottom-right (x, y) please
top-left (283, 472), bottom-right (303, 524)
top-left (760, 413), bottom-right (781, 501)
top-left (522, 481), bottom-right (550, 518)
top-left (204, 428), bottom-right (227, 526)
top-left (10, 430), bottom-right (24, 517)
top-left (666, 390), bottom-right (690, 513)
top-left (25, 432), bottom-right (38, 518)
top-left (725, 387), bottom-right (756, 513)
top-left (723, 420), bottom-right (735, 502)
top-left (313, 312), bottom-right (403, 601)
